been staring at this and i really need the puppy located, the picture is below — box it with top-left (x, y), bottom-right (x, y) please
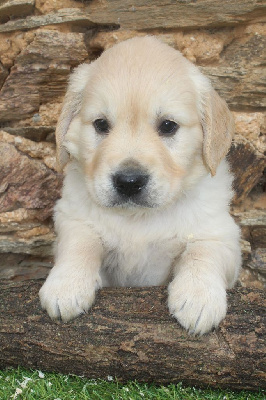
top-left (39, 36), bottom-right (241, 335)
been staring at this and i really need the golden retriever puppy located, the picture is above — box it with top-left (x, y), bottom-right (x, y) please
top-left (39, 36), bottom-right (241, 335)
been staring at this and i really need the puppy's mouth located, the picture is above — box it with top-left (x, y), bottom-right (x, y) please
top-left (109, 194), bottom-right (154, 209)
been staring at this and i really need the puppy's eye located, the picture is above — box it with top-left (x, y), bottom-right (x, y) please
top-left (93, 118), bottom-right (110, 134)
top-left (158, 120), bottom-right (179, 136)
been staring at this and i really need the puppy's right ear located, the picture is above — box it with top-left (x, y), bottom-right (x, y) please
top-left (56, 63), bottom-right (92, 171)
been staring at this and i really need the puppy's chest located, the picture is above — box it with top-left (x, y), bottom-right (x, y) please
top-left (101, 236), bottom-right (185, 287)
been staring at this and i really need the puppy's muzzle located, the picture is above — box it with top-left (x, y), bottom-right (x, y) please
top-left (112, 169), bottom-right (149, 199)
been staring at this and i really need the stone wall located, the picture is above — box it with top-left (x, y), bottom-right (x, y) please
top-left (0, 0), bottom-right (265, 286)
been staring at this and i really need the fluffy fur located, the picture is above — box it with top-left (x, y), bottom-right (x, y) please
top-left (39, 37), bottom-right (241, 335)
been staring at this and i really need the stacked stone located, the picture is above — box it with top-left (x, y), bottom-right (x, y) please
top-left (0, 0), bottom-right (265, 285)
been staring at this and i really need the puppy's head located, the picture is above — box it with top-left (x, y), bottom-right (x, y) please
top-left (56, 37), bottom-right (234, 210)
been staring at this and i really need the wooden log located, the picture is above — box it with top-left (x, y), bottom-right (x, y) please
top-left (0, 280), bottom-right (265, 390)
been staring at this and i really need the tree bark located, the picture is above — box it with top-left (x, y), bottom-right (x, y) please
top-left (0, 280), bottom-right (265, 390)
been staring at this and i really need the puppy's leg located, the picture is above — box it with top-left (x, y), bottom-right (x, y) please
top-left (168, 238), bottom-right (241, 335)
top-left (39, 214), bottom-right (103, 321)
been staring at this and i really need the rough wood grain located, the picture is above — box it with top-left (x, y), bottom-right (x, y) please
top-left (0, 280), bottom-right (265, 390)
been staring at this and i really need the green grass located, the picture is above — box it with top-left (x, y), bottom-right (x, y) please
top-left (0, 367), bottom-right (264, 400)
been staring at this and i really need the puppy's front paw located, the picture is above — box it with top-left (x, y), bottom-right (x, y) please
top-left (39, 268), bottom-right (102, 322)
top-left (168, 274), bottom-right (227, 335)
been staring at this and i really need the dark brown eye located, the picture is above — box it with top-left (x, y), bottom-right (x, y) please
top-left (158, 120), bottom-right (179, 136)
top-left (93, 118), bottom-right (110, 134)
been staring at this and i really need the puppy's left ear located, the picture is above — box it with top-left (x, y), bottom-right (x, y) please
top-left (200, 89), bottom-right (235, 176)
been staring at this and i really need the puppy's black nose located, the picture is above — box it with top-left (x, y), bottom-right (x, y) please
top-left (113, 170), bottom-right (149, 198)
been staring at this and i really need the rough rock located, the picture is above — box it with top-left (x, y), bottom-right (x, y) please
top-left (239, 267), bottom-right (265, 290)
top-left (250, 226), bottom-right (266, 249)
top-left (3, 126), bottom-right (55, 142)
top-left (5, 102), bottom-right (63, 134)
top-left (1, 1), bottom-right (265, 33)
top-left (35, 0), bottom-right (85, 14)
top-left (0, 8), bottom-right (98, 33)
top-left (0, 31), bottom-right (35, 68)
top-left (248, 248), bottom-right (266, 276)
top-left (233, 209), bottom-right (266, 227)
top-left (201, 30), bottom-right (266, 110)
top-left (86, 0), bottom-right (266, 30)
top-left (0, 206), bottom-right (55, 257)
top-left (0, 253), bottom-right (53, 281)
top-left (1, 130), bottom-right (57, 168)
top-left (0, 231), bottom-right (55, 256)
top-left (232, 209), bottom-right (266, 250)
top-left (0, 29), bottom-right (88, 122)
top-left (233, 112), bottom-right (265, 154)
top-left (0, 0), bottom-right (35, 23)
top-left (233, 209), bottom-right (266, 287)
top-left (0, 62), bottom-right (8, 89)
top-left (0, 131), bottom-right (62, 220)
top-left (239, 239), bottom-right (252, 268)
top-left (227, 136), bottom-right (265, 204)
top-left (239, 245), bottom-right (265, 290)
top-left (0, 208), bottom-right (42, 233)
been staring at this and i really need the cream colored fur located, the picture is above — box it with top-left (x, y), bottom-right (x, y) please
top-left (39, 37), bottom-right (241, 335)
